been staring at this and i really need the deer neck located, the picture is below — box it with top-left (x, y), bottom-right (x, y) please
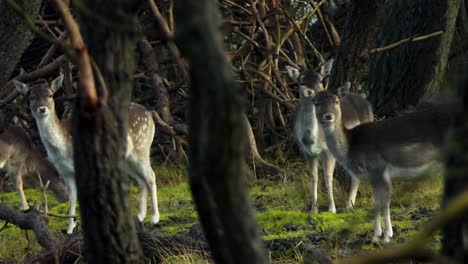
top-left (295, 101), bottom-right (323, 150)
top-left (34, 113), bottom-right (70, 159)
top-left (298, 101), bottom-right (319, 133)
top-left (322, 120), bottom-right (350, 164)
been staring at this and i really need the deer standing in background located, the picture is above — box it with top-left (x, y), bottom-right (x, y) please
top-left (0, 126), bottom-right (68, 209)
top-left (14, 75), bottom-right (160, 234)
top-left (313, 83), bottom-right (454, 242)
top-left (286, 60), bottom-right (374, 213)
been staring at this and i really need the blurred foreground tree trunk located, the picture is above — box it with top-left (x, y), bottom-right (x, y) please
top-left (0, 0), bottom-right (43, 87)
top-left (368, 0), bottom-right (461, 116)
top-left (442, 3), bottom-right (468, 261)
top-left (175, 1), bottom-right (268, 263)
top-left (73, 0), bottom-right (143, 262)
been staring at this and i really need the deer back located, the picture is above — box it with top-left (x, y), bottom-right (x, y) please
top-left (349, 104), bottom-right (454, 153)
top-left (127, 103), bottom-right (155, 159)
top-left (340, 93), bottom-right (374, 129)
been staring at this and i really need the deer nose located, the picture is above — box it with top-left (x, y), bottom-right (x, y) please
top-left (38, 106), bottom-right (47, 114)
top-left (322, 113), bottom-right (335, 122)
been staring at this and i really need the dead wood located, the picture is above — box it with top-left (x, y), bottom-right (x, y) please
top-left (0, 204), bottom-right (56, 250)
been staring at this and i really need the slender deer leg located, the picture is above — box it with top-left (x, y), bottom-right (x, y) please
top-left (307, 156), bottom-right (319, 213)
top-left (382, 170), bottom-right (393, 243)
top-left (137, 183), bottom-right (148, 222)
top-left (146, 164), bottom-right (160, 224)
top-left (65, 177), bottom-right (77, 234)
top-left (370, 168), bottom-right (390, 242)
top-left (347, 176), bottom-right (360, 209)
top-left (130, 160), bottom-right (148, 222)
top-left (322, 152), bottom-right (336, 213)
top-left (14, 169), bottom-right (29, 210)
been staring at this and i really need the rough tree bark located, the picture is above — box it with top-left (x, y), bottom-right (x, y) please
top-left (328, 0), bottom-right (382, 93)
top-left (175, 1), bottom-right (268, 263)
top-left (73, 0), bottom-right (143, 262)
top-left (0, 0), bottom-right (43, 87)
top-left (368, 0), bottom-right (461, 116)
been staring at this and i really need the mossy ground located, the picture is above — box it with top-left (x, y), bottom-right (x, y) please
top-left (0, 162), bottom-right (443, 262)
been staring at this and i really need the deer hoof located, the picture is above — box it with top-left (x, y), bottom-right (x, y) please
top-left (67, 222), bottom-right (76, 235)
top-left (151, 214), bottom-right (160, 225)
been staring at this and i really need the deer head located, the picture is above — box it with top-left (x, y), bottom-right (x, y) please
top-left (13, 74), bottom-right (64, 120)
top-left (313, 82), bottom-right (351, 131)
top-left (286, 59), bottom-right (334, 95)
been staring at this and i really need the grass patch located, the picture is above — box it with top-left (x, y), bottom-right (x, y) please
top-left (0, 163), bottom-right (444, 261)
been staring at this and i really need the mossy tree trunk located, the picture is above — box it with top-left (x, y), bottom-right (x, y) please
top-left (368, 0), bottom-right (461, 116)
top-left (0, 0), bottom-right (43, 87)
top-left (174, 1), bottom-right (268, 263)
top-left (73, 0), bottom-right (143, 262)
top-left (328, 0), bottom-right (383, 93)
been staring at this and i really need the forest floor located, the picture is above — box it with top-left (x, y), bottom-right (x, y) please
top-left (0, 161), bottom-right (443, 263)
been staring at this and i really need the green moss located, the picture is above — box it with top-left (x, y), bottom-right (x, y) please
top-left (0, 164), bottom-right (444, 261)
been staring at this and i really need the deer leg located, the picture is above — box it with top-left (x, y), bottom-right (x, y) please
top-left (146, 165), bottom-right (160, 224)
top-left (347, 176), bottom-right (360, 209)
top-left (65, 178), bottom-right (77, 234)
top-left (370, 168), bottom-right (391, 242)
top-left (129, 160), bottom-right (149, 222)
top-left (307, 156), bottom-right (319, 213)
top-left (322, 152), bottom-right (336, 213)
top-left (14, 169), bottom-right (29, 210)
top-left (382, 170), bottom-right (393, 243)
top-left (137, 178), bottom-right (148, 222)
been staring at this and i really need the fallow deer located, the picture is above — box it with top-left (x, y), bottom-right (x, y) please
top-left (14, 75), bottom-right (160, 234)
top-left (0, 126), bottom-right (67, 209)
top-left (313, 83), bottom-right (454, 242)
top-left (286, 60), bottom-right (373, 213)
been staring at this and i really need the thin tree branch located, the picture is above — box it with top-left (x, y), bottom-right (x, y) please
top-left (51, 0), bottom-right (98, 110)
top-left (369, 31), bottom-right (445, 55)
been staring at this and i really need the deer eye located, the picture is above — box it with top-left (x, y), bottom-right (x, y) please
top-left (334, 99), bottom-right (339, 104)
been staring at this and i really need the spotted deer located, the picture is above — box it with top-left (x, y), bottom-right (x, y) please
top-left (14, 75), bottom-right (159, 234)
top-left (0, 126), bottom-right (68, 209)
top-left (313, 83), bottom-right (454, 242)
top-left (286, 60), bottom-right (373, 213)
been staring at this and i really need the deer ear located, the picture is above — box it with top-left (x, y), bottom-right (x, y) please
top-left (13, 80), bottom-right (30, 95)
top-left (50, 74), bottom-right (64, 93)
top-left (300, 85), bottom-right (316, 98)
top-left (320, 59), bottom-right (334, 76)
top-left (285, 65), bottom-right (301, 82)
top-left (337, 82), bottom-right (351, 98)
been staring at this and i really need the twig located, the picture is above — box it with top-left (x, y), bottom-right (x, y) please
top-left (0, 55), bottom-right (68, 108)
top-left (51, 0), bottom-right (98, 110)
top-left (280, 3), bottom-right (325, 63)
top-left (147, 0), bottom-right (188, 77)
top-left (369, 31), bottom-right (445, 55)
top-left (307, 0), bottom-right (335, 48)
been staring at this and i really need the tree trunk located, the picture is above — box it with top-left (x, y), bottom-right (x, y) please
top-left (73, 0), bottom-right (143, 262)
top-left (442, 67), bottom-right (468, 263)
top-left (328, 0), bottom-right (382, 93)
top-left (442, 4), bottom-right (468, 259)
top-left (368, 0), bottom-right (461, 116)
top-left (0, 0), bottom-right (43, 87)
top-left (174, 1), bottom-right (268, 263)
